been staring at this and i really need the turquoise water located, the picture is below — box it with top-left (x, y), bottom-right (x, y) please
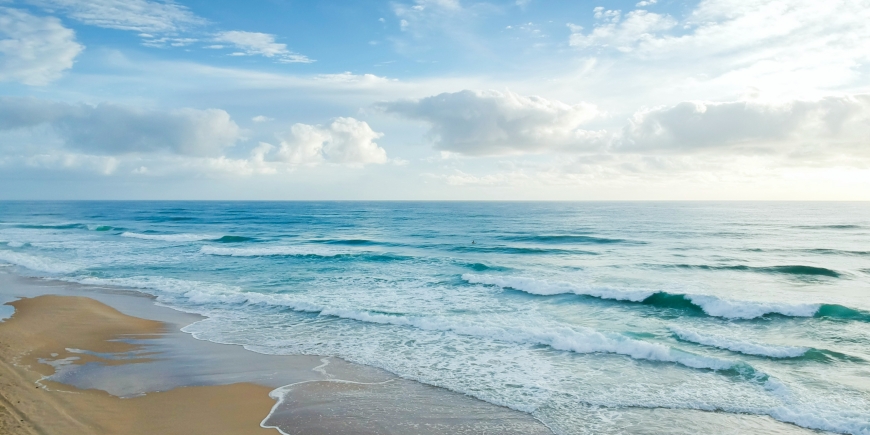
top-left (0, 201), bottom-right (868, 434)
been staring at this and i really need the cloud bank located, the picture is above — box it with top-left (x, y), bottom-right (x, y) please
top-left (0, 97), bottom-right (240, 156)
top-left (615, 95), bottom-right (870, 154)
top-left (378, 89), bottom-right (604, 155)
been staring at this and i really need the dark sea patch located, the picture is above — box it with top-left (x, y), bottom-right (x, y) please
top-left (316, 238), bottom-right (380, 246)
top-left (639, 293), bottom-right (707, 315)
top-left (464, 262), bottom-right (510, 272)
top-left (814, 304), bottom-right (870, 321)
top-left (500, 234), bottom-right (640, 245)
top-left (800, 349), bottom-right (866, 364)
top-left (214, 235), bottom-right (257, 243)
top-left (450, 245), bottom-right (596, 255)
top-left (793, 224), bottom-right (862, 230)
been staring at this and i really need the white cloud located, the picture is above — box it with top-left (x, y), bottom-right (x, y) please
top-left (251, 115), bottom-right (273, 123)
top-left (214, 31), bottom-right (313, 63)
top-left (0, 97), bottom-right (241, 156)
top-left (568, 0), bottom-right (870, 100)
top-left (635, 0), bottom-right (656, 7)
top-left (0, 8), bottom-right (83, 85)
top-left (614, 94), bottom-right (870, 154)
top-left (570, 8), bottom-right (676, 52)
top-left (378, 89), bottom-right (605, 155)
top-left (272, 117), bottom-right (388, 166)
top-left (27, 0), bottom-right (204, 33)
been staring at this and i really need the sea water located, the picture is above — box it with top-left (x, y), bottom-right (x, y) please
top-left (0, 201), bottom-right (868, 434)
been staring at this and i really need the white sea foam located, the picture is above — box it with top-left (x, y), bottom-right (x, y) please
top-left (6, 241), bottom-right (24, 248)
top-left (683, 295), bottom-right (821, 320)
top-left (63, 273), bottom-right (740, 372)
top-left (200, 245), bottom-right (344, 257)
top-left (121, 232), bottom-right (216, 242)
top-left (464, 274), bottom-right (823, 320)
top-left (669, 326), bottom-right (809, 358)
top-left (0, 250), bottom-right (80, 274)
top-left (462, 274), bottom-right (653, 301)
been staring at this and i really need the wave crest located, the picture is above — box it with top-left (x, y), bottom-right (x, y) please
top-left (0, 250), bottom-right (80, 274)
top-left (463, 274), bottom-right (833, 320)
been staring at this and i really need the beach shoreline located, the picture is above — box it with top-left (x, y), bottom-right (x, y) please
top-left (0, 270), bottom-right (553, 435)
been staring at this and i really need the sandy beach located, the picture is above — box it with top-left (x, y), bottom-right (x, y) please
top-left (0, 294), bottom-right (278, 435)
top-left (0, 271), bottom-right (552, 435)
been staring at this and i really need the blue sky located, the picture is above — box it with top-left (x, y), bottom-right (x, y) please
top-left (1, 0), bottom-right (869, 199)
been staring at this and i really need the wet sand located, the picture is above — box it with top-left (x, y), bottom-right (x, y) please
top-left (0, 271), bottom-right (553, 435)
top-left (0, 295), bottom-right (277, 435)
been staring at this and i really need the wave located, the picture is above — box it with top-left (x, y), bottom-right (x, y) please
top-left (0, 250), bottom-right (80, 274)
top-left (214, 235), bottom-right (256, 243)
top-left (200, 245), bottom-right (345, 257)
top-left (669, 326), bottom-right (809, 358)
top-left (316, 239), bottom-right (380, 246)
top-left (463, 274), bottom-right (870, 321)
top-left (665, 264), bottom-right (841, 278)
top-left (793, 224), bottom-right (862, 230)
top-left (88, 225), bottom-right (123, 232)
top-left (66, 275), bottom-right (743, 374)
top-left (463, 274), bottom-right (653, 301)
top-left (803, 248), bottom-right (870, 257)
top-left (450, 246), bottom-right (596, 255)
top-left (500, 234), bottom-right (640, 245)
top-left (120, 232), bottom-right (216, 242)
top-left (15, 223), bottom-right (88, 230)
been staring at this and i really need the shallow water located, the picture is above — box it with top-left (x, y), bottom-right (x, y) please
top-left (0, 201), bottom-right (868, 434)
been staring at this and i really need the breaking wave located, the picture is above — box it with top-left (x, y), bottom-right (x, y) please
top-left (463, 274), bottom-right (870, 321)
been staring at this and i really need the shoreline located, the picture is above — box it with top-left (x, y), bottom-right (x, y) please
top-left (0, 269), bottom-right (553, 434)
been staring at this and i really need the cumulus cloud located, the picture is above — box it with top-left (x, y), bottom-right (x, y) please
top-left (26, 0), bottom-right (204, 33)
top-left (0, 8), bottom-right (83, 85)
top-left (0, 97), bottom-right (240, 156)
top-left (215, 31), bottom-right (313, 63)
top-left (378, 89), bottom-right (604, 155)
top-left (272, 117), bottom-right (388, 166)
top-left (614, 95), bottom-right (870, 153)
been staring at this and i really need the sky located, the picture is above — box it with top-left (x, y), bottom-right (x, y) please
top-left (0, 0), bottom-right (869, 200)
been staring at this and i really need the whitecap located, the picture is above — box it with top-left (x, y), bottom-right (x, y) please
top-left (0, 250), bottom-right (80, 274)
top-left (462, 273), bottom-right (653, 301)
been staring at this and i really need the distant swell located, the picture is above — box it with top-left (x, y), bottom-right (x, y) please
top-left (501, 234), bottom-right (640, 245)
top-left (121, 232), bottom-right (216, 242)
top-left (669, 326), bottom-right (809, 358)
top-left (665, 264), bottom-right (841, 278)
top-left (200, 245), bottom-right (344, 257)
top-left (16, 223), bottom-right (87, 230)
top-left (463, 274), bottom-right (870, 321)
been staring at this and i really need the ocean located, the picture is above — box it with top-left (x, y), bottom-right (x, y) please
top-left (0, 201), bottom-right (868, 434)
